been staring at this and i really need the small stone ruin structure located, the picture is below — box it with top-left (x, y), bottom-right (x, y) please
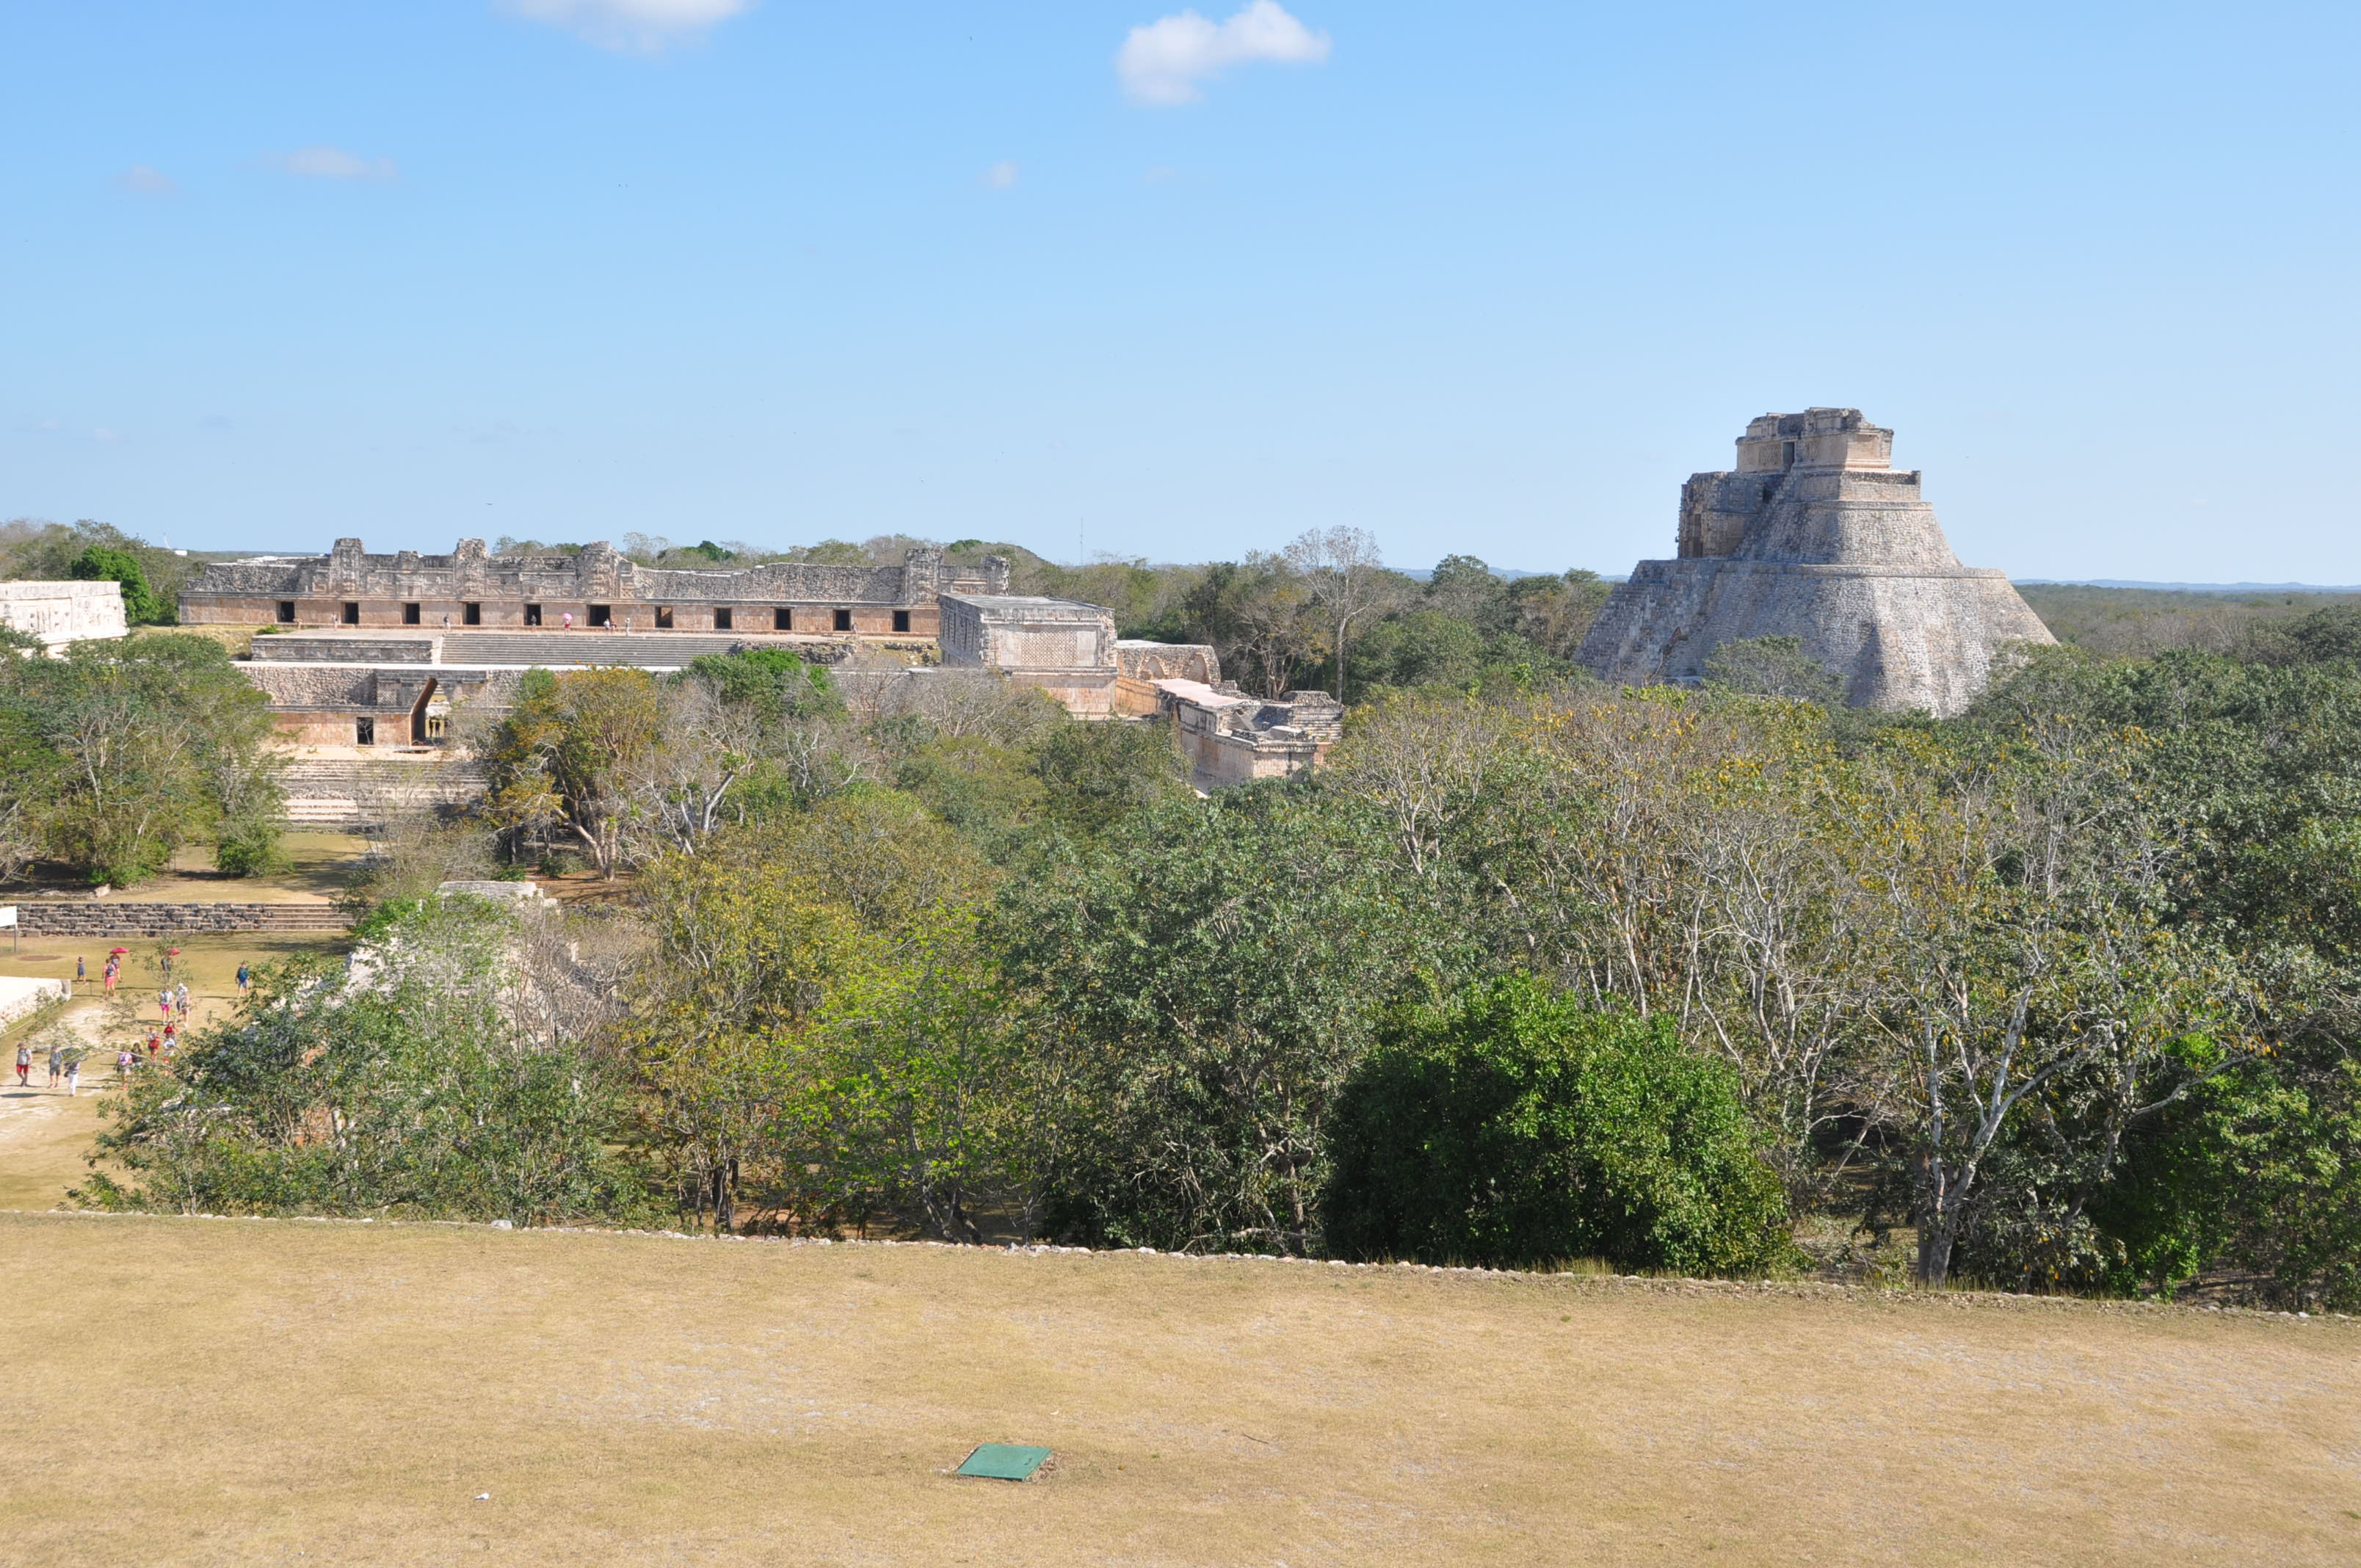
top-left (0, 580), bottom-right (128, 648)
top-left (1157, 682), bottom-right (1345, 791)
top-left (940, 595), bottom-right (1126, 716)
top-left (937, 592), bottom-right (1331, 785)
top-left (940, 593), bottom-right (1221, 719)
top-left (179, 537), bottom-right (1009, 639)
top-left (1578, 410), bottom-right (2053, 716)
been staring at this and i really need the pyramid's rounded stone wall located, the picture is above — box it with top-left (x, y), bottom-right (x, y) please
top-left (1582, 408), bottom-right (2056, 716)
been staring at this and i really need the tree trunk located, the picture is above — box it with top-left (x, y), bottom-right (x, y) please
top-left (1915, 1213), bottom-right (1957, 1287)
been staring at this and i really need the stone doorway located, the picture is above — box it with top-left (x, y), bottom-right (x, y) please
top-left (408, 678), bottom-right (440, 745)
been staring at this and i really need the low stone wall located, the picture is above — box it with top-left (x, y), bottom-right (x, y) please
top-left (13, 902), bottom-right (349, 937)
top-left (0, 975), bottom-right (68, 1025)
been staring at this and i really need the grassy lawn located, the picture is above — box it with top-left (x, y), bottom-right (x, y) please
top-left (0, 1211), bottom-right (2355, 1567)
top-left (0, 829), bottom-right (370, 904)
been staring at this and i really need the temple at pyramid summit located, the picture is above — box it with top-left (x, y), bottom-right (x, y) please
top-left (1576, 409), bottom-right (2053, 716)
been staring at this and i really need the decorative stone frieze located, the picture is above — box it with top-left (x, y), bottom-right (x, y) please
top-left (181, 538), bottom-right (1013, 636)
top-left (0, 581), bottom-right (128, 647)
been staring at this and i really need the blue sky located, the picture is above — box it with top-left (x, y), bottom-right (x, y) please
top-left (5, 1), bottom-right (2358, 580)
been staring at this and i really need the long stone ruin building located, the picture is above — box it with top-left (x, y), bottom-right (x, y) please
top-left (179, 537), bottom-right (1011, 639)
top-left (1577, 409), bottom-right (2053, 716)
top-left (189, 545), bottom-right (1333, 796)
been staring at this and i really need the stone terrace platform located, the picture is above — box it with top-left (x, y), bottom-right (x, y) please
top-left (250, 628), bottom-right (871, 671)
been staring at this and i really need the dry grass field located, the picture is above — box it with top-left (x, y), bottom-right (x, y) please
top-left (0, 829), bottom-right (369, 904)
top-left (1, 1209), bottom-right (2357, 1567)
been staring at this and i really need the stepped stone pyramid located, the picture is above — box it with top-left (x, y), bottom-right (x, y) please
top-left (1577, 409), bottom-right (2053, 716)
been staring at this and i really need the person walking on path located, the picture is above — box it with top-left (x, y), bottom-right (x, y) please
top-left (44, 1042), bottom-right (62, 1088)
top-left (236, 964), bottom-right (251, 994)
top-left (75, 956), bottom-right (85, 983)
top-left (13, 1042), bottom-right (28, 1086)
top-left (63, 1050), bottom-right (79, 1097)
top-left (175, 982), bottom-right (191, 1019)
top-left (157, 989), bottom-right (171, 1023)
top-left (116, 1047), bottom-right (133, 1083)
top-left (103, 959), bottom-right (117, 992)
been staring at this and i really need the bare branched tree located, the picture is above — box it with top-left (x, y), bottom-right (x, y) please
top-left (1288, 526), bottom-right (1407, 700)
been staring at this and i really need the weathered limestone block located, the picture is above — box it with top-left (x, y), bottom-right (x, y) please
top-left (0, 581), bottom-right (128, 647)
top-left (1580, 409), bottom-right (2053, 716)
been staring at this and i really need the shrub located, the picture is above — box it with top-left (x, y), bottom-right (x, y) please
top-left (1321, 975), bottom-right (1796, 1276)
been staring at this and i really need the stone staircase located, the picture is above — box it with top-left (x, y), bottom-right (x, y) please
top-left (281, 758), bottom-right (490, 828)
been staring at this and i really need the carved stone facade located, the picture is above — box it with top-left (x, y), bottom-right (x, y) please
top-left (240, 656), bottom-right (518, 747)
top-left (1578, 410), bottom-right (2053, 716)
top-left (0, 580), bottom-right (128, 647)
top-left (180, 537), bottom-right (1011, 638)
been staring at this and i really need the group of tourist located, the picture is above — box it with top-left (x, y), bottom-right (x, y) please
top-left (4, 957), bottom-right (258, 1097)
top-left (15, 1039), bottom-right (80, 1096)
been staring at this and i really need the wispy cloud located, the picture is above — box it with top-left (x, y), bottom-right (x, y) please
top-left (506, 0), bottom-right (752, 54)
top-left (982, 160), bottom-right (1020, 191)
top-left (1118, 1), bottom-right (1330, 106)
top-left (113, 164), bottom-right (178, 197)
top-left (275, 145), bottom-right (399, 181)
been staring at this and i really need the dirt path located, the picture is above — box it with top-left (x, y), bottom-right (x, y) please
top-left (0, 1000), bottom-right (119, 1210)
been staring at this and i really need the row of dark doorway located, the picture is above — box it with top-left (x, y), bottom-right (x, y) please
top-left (282, 602), bottom-right (905, 634)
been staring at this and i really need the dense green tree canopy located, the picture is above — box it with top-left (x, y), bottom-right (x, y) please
top-left (0, 633), bottom-right (281, 884)
top-left (1323, 976), bottom-right (1795, 1276)
top-left (69, 545), bottom-right (169, 625)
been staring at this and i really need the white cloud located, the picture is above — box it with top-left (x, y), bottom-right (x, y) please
top-left (114, 164), bottom-right (178, 197)
top-left (277, 145), bottom-right (399, 181)
top-left (982, 160), bottom-right (1019, 191)
top-left (506, 0), bottom-right (751, 54)
top-left (1117, 1), bottom-right (1330, 106)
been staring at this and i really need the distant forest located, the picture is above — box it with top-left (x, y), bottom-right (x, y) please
top-left (2015, 583), bottom-right (2361, 658)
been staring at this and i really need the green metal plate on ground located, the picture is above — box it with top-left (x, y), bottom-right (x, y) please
top-left (956, 1443), bottom-right (1053, 1481)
